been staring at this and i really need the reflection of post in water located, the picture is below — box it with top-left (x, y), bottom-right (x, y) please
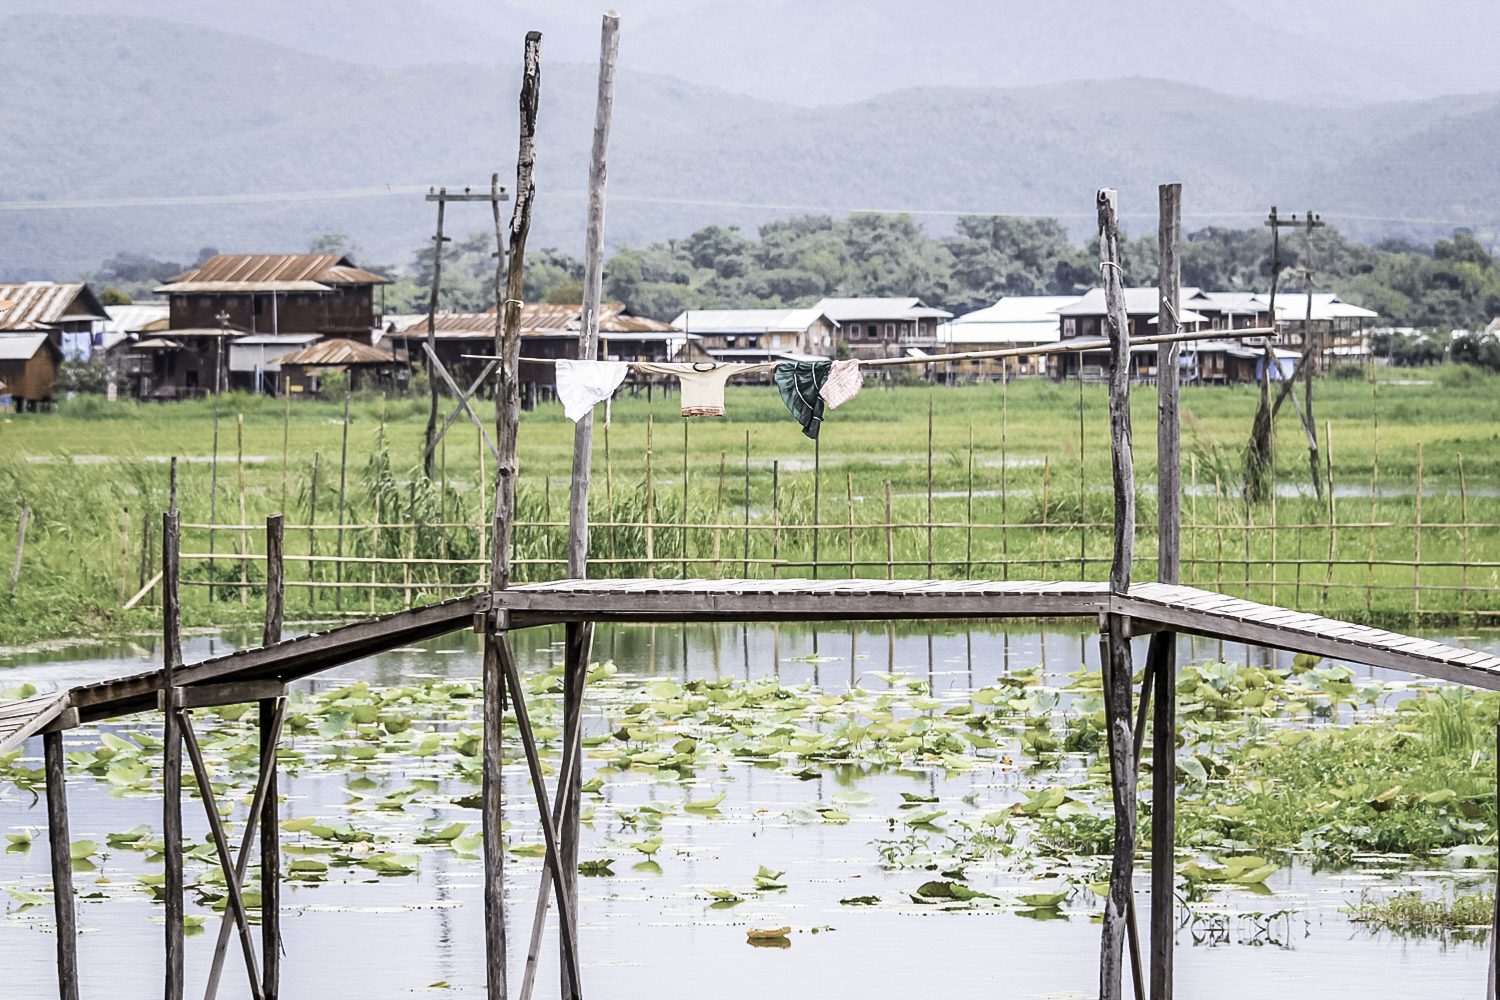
top-left (1004, 629), bottom-right (1010, 675)
top-left (773, 623), bottom-right (780, 678)
top-left (742, 624), bottom-right (750, 680)
top-left (966, 629), bottom-right (973, 689)
top-left (1040, 629), bottom-right (1047, 677)
top-left (850, 627), bottom-right (857, 688)
top-left (711, 623), bottom-right (720, 679)
top-left (812, 628), bottom-right (819, 686)
top-left (681, 626), bottom-right (688, 682)
top-left (927, 629), bottom-right (933, 686)
top-left (648, 624), bottom-right (656, 676)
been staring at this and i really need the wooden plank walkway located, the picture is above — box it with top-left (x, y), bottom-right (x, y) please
top-left (0, 692), bottom-right (71, 752)
top-left (6, 578), bottom-right (1500, 751)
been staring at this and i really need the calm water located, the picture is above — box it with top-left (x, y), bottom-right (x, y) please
top-left (2, 622), bottom-right (1496, 999)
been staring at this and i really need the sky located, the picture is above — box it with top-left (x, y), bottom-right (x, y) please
top-left (12, 0), bottom-right (1500, 108)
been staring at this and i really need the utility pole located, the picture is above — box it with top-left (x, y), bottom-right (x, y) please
top-left (422, 185), bottom-right (509, 478)
top-left (1246, 207), bottom-right (1326, 502)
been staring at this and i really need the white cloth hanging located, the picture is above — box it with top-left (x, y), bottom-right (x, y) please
top-left (555, 359), bottom-right (629, 423)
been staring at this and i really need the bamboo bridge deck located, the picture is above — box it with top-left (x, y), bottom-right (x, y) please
top-left (7, 577), bottom-right (1499, 752)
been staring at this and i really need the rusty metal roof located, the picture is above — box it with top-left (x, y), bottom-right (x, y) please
top-left (0, 282), bottom-right (109, 331)
top-left (278, 339), bottom-right (394, 366)
top-left (158, 254), bottom-right (391, 292)
top-left (396, 304), bottom-right (677, 339)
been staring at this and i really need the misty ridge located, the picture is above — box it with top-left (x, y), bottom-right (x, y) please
top-left (1, 11), bottom-right (1498, 303)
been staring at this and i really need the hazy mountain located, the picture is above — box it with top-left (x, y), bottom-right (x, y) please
top-left (1, 13), bottom-right (1496, 281)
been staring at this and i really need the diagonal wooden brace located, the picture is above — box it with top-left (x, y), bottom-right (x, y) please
top-left (421, 343), bottom-right (500, 462)
top-left (497, 635), bottom-right (583, 998)
top-left (179, 712), bottom-right (264, 1000)
top-left (204, 697), bottom-right (286, 1000)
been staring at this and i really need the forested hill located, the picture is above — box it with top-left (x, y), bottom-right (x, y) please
top-left (2, 12), bottom-right (1498, 280)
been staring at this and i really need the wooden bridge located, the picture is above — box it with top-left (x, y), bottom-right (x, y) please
top-left (7, 33), bottom-right (1500, 1000)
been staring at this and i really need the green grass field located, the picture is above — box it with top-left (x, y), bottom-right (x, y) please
top-left (2, 368), bottom-right (1499, 646)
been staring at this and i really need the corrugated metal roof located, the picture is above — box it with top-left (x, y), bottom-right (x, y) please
top-left (158, 254), bottom-right (390, 292)
top-left (231, 334), bottom-right (321, 346)
top-left (397, 305), bottom-right (676, 339)
top-left (156, 281), bottom-right (332, 293)
top-left (0, 282), bottom-right (109, 330)
top-left (104, 304), bottom-right (171, 333)
top-left (278, 339), bottom-right (394, 366)
top-left (1250, 292), bottom-right (1378, 320)
top-left (1056, 288), bottom-right (1189, 317)
top-left (953, 295), bottom-right (1079, 325)
top-left (813, 297), bottom-right (953, 321)
top-left (0, 333), bottom-right (51, 360)
top-left (670, 308), bottom-right (826, 333)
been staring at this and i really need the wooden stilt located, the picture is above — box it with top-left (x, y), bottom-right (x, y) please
top-left (482, 618), bottom-right (508, 1000)
top-left (204, 698), bottom-right (285, 1000)
top-left (162, 507), bottom-right (185, 1000)
top-left (44, 728), bottom-right (79, 1000)
top-left (1098, 187), bottom-right (1138, 1000)
top-left (179, 711), bottom-right (264, 1000)
top-left (1490, 715), bottom-right (1499, 1000)
top-left (1152, 181), bottom-right (1182, 1000)
top-left (558, 621), bottom-right (592, 998)
top-left (261, 514), bottom-right (284, 999)
top-left (497, 635), bottom-right (582, 994)
top-left (1149, 631), bottom-right (1176, 1000)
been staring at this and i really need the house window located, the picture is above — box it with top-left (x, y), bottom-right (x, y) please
top-left (886, 323), bottom-right (895, 338)
top-left (1063, 318), bottom-right (1076, 338)
top-left (254, 297), bottom-right (264, 315)
top-left (771, 334), bottom-right (782, 348)
top-left (868, 325), bottom-right (878, 339)
top-left (850, 326), bottom-right (861, 340)
top-left (747, 336), bottom-right (758, 347)
top-left (901, 323), bottom-right (909, 335)
top-left (727, 336), bottom-right (738, 348)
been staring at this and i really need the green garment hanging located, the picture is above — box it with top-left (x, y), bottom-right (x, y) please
top-left (775, 360), bottom-right (832, 439)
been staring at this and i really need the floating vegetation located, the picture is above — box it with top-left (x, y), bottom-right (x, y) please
top-left (3, 647), bottom-right (1499, 944)
top-left (1348, 888), bottom-right (1496, 934)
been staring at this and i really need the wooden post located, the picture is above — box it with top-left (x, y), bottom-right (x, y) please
top-left (281, 391), bottom-right (290, 515)
top-left (306, 452), bottom-right (319, 608)
top-left (846, 470), bottom-right (855, 578)
top-left (1413, 439), bottom-right (1422, 615)
top-left (369, 490), bottom-right (381, 616)
top-left (162, 505), bottom-right (185, 1000)
top-left (1098, 187), bottom-right (1138, 1000)
top-left (258, 690), bottom-right (282, 999)
top-left (1042, 455), bottom-right (1051, 580)
top-left (118, 507), bottom-right (131, 604)
top-left (1367, 381), bottom-right (1378, 613)
top-left (1460, 452), bottom-right (1469, 614)
top-left (926, 394), bottom-right (934, 577)
top-left (9, 503), bottom-right (28, 595)
top-left (884, 480), bottom-right (894, 580)
top-left (645, 415), bottom-right (655, 579)
top-left (1152, 182), bottom-right (1182, 1000)
top-left (1079, 375), bottom-right (1087, 581)
top-left (967, 423), bottom-right (974, 580)
top-left (336, 394), bottom-right (350, 612)
top-left (568, 9), bottom-right (618, 585)
top-left (44, 728), bottom-right (79, 1000)
top-left (605, 423), bottom-right (617, 571)
top-left (714, 451), bottom-right (726, 579)
top-left (1324, 421), bottom-right (1337, 605)
top-left (265, 515), bottom-right (284, 642)
top-left (1490, 715), bottom-right (1499, 1000)
top-left (682, 420), bottom-right (689, 580)
top-left (813, 435), bottom-right (821, 578)
top-left (743, 430), bottom-right (751, 578)
top-left (239, 414), bottom-right (249, 606)
top-left (558, 618), bottom-right (594, 1000)
top-left (1001, 371), bottom-right (1009, 580)
top-left (485, 29), bottom-right (543, 1000)
top-left (771, 460), bottom-right (780, 579)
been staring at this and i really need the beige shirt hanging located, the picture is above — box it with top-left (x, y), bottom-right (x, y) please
top-left (633, 361), bottom-right (778, 417)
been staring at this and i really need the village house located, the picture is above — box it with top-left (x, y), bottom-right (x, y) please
top-left (670, 307), bottom-right (832, 363)
top-left (1253, 292), bottom-right (1379, 368)
top-left (0, 333), bottom-right (63, 412)
top-left (0, 281), bottom-right (111, 359)
top-left (943, 296), bottom-right (1075, 380)
top-left (385, 303), bottom-right (693, 408)
top-left (122, 254), bottom-right (391, 399)
top-left (816, 297), bottom-right (952, 361)
top-left (1052, 287), bottom-right (1208, 381)
top-left (276, 339), bottom-right (399, 396)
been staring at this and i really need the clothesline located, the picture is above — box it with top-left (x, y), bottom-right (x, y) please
top-left (460, 325), bottom-right (1275, 369)
top-left (462, 325), bottom-right (1280, 440)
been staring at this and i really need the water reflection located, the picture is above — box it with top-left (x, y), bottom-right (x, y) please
top-left (1, 620), bottom-right (1495, 999)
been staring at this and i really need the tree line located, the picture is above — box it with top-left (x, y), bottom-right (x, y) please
top-left (84, 213), bottom-right (1500, 361)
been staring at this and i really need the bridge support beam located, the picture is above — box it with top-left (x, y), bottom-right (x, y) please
top-left (44, 726), bottom-right (79, 1000)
